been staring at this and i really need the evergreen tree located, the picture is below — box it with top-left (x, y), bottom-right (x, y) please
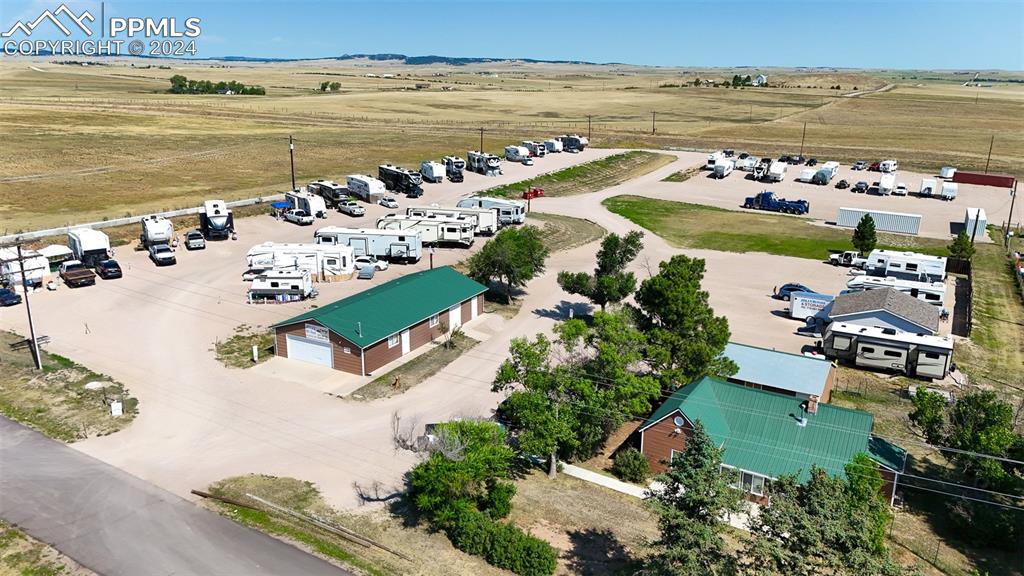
top-left (852, 214), bottom-right (877, 255)
top-left (947, 230), bottom-right (976, 260)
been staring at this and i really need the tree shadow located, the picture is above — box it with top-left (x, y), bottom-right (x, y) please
top-left (566, 528), bottom-right (637, 575)
top-left (532, 300), bottom-right (594, 320)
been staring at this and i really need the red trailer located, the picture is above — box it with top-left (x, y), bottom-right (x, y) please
top-left (951, 172), bottom-right (1016, 188)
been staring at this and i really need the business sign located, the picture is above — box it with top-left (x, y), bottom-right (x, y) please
top-left (305, 324), bottom-right (330, 342)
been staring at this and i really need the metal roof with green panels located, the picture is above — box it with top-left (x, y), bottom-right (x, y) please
top-left (640, 376), bottom-right (905, 481)
top-left (272, 266), bottom-right (487, 348)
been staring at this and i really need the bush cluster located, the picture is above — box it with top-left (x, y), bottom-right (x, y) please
top-left (612, 447), bottom-right (651, 483)
top-left (448, 508), bottom-right (558, 576)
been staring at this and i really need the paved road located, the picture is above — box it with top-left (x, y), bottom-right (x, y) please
top-left (0, 417), bottom-right (349, 576)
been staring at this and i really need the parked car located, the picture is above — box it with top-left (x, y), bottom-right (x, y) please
top-left (738, 152), bottom-right (750, 160)
top-left (94, 259), bottom-right (122, 279)
top-left (723, 149), bottom-right (735, 157)
top-left (185, 230), bottom-right (206, 250)
top-left (853, 181), bottom-right (869, 193)
top-left (0, 288), bottom-right (22, 306)
top-left (378, 196), bottom-right (399, 209)
top-left (789, 155), bottom-right (806, 165)
top-left (775, 283), bottom-right (816, 301)
top-left (148, 244), bottom-right (176, 266)
top-left (521, 157), bottom-right (534, 166)
top-left (354, 255), bottom-right (389, 271)
top-left (338, 201), bottom-right (366, 217)
top-left (868, 161), bottom-right (881, 172)
top-left (852, 161), bottom-right (867, 171)
top-left (894, 182), bottom-right (909, 196)
top-left (836, 179), bottom-right (850, 189)
top-left (283, 208), bottom-right (314, 225)
top-left (806, 158), bottom-right (818, 166)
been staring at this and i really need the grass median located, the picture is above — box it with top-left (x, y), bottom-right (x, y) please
top-left (483, 151), bottom-right (676, 198)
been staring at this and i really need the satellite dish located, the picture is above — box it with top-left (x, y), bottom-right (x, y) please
top-left (673, 416), bottom-right (685, 427)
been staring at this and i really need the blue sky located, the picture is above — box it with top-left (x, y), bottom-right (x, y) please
top-left (3, 0), bottom-right (1022, 69)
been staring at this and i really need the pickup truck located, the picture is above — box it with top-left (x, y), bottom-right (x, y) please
top-left (827, 250), bottom-right (867, 267)
top-left (338, 201), bottom-right (366, 217)
top-left (149, 243), bottom-right (177, 266)
top-left (59, 260), bottom-right (97, 287)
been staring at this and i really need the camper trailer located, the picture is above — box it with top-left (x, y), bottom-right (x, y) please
top-left (706, 151), bottom-right (725, 170)
top-left (420, 161), bottom-right (445, 184)
top-left (713, 160), bottom-right (735, 179)
top-left (376, 215), bottom-right (475, 247)
top-left (544, 139), bottom-right (563, 153)
top-left (767, 160), bottom-right (787, 182)
top-left (864, 249), bottom-right (947, 282)
top-left (140, 215), bottom-right (174, 249)
top-left (443, 156), bottom-right (466, 182)
top-left (505, 145), bottom-right (530, 163)
top-left (812, 161), bottom-right (840, 185)
top-left (467, 151), bottom-right (502, 176)
top-left (0, 248), bottom-right (48, 288)
top-left (248, 269), bottom-right (314, 302)
top-left (919, 178), bottom-right (937, 197)
top-left (798, 168), bottom-right (817, 183)
top-left (752, 158), bottom-right (772, 180)
top-left (878, 173), bottom-right (896, 196)
top-left (940, 181), bottom-right (958, 201)
top-left (406, 205), bottom-right (500, 235)
top-left (557, 134), bottom-right (588, 152)
top-left (200, 200), bottom-right (234, 240)
top-left (880, 160), bottom-right (899, 173)
top-left (378, 165), bottom-right (424, 198)
top-left (845, 275), bottom-right (946, 307)
top-left (307, 180), bottom-right (347, 207)
top-left (245, 242), bottom-right (354, 280)
top-left (346, 174), bottom-right (387, 202)
top-left (822, 323), bottom-right (953, 379)
top-left (940, 166), bottom-right (957, 180)
top-left (735, 156), bottom-right (758, 171)
top-left (314, 226), bottom-right (422, 263)
top-left (456, 197), bottom-right (527, 225)
top-left (67, 228), bottom-right (111, 267)
top-left (286, 190), bottom-right (328, 219)
top-left (522, 141), bottom-right (546, 157)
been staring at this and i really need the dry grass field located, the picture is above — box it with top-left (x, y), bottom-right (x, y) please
top-left (2, 57), bottom-right (1021, 233)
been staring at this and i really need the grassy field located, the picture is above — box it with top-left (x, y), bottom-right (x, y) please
top-left (0, 331), bottom-right (138, 442)
top-left (0, 519), bottom-right (93, 576)
top-left (481, 151), bottom-right (675, 198)
top-left (350, 333), bottom-right (479, 401)
top-left (213, 325), bottom-right (276, 369)
top-left (531, 212), bottom-right (607, 252)
top-left (603, 195), bottom-right (949, 261)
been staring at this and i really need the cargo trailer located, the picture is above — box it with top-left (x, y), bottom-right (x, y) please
top-left (918, 178), bottom-right (938, 197)
top-left (836, 208), bottom-right (921, 235)
top-left (790, 291), bottom-right (834, 323)
top-left (940, 181), bottom-right (958, 201)
top-left (314, 226), bottom-right (422, 263)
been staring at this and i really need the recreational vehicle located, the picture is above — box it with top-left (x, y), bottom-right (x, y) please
top-left (789, 291), bottom-right (834, 323)
top-left (752, 158), bottom-right (772, 180)
top-left (419, 161), bottom-right (445, 184)
top-left (346, 174), bottom-right (387, 202)
top-left (200, 200), bottom-right (234, 240)
top-left (67, 228), bottom-right (111, 267)
top-left (248, 269), bottom-right (315, 302)
top-left (314, 226), bottom-right (423, 263)
top-left (767, 160), bottom-right (787, 182)
top-left (245, 242), bottom-right (354, 280)
top-left (798, 168), bottom-right (817, 183)
top-left (735, 156), bottom-right (758, 171)
top-left (845, 275), bottom-right (946, 307)
top-left (0, 248), bottom-right (48, 288)
top-left (706, 151), bottom-right (725, 170)
top-left (544, 139), bottom-right (563, 153)
top-left (556, 134), bottom-right (588, 152)
top-left (919, 178), bottom-right (937, 197)
top-left (456, 197), bottom-right (527, 225)
top-left (443, 156), bottom-right (466, 182)
top-left (467, 151), bottom-right (502, 176)
top-left (522, 141), bottom-right (546, 157)
top-left (140, 215), bottom-right (174, 249)
top-left (713, 160), bottom-right (735, 179)
top-left (940, 166), bottom-right (957, 180)
top-left (505, 145), bottom-right (530, 163)
top-left (286, 190), bottom-right (328, 219)
top-left (878, 173), bottom-right (896, 196)
top-left (821, 323), bottom-right (953, 379)
top-left (879, 160), bottom-right (899, 173)
top-left (378, 165), bottom-right (424, 197)
top-left (406, 205), bottom-right (500, 235)
top-left (376, 215), bottom-right (475, 247)
top-left (308, 180), bottom-right (347, 207)
top-left (864, 249), bottom-right (947, 282)
top-left (940, 181), bottom-right (958, 201)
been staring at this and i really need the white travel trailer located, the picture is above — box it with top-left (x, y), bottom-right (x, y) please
top-left (0, 248), bottom-right (48, 288)
top-left (245, 242), bottom-right (354, 280)
top-left (522, 141), bottom-right (546, 157)
top-left (706, 151), bottom-right (725, 170)
top-left (67, 228), bottom-right (111, 267)
top-left (456, 197), bottom-right (527, 225)
top-left (544, 139), bottom-right (563, 153)
top-left (467, 150), bottom-right (502, 176)
top-left (505, 145), bottom-right (530, 162)
top-left (880, 160), bottom-right (899, 173)
top-left (419, 161), bottom-right (446, 184)
top-left (878, 173), bottom-right (896, 195)
top-left (940, 181), bottom-right (958, 201)
top-left (347, 174), bottom-right (387, 201)
top-left (713, 160), bottom-right (735, 179)
top-left (820, 161), bottom-right (841, 179)
top-left (140, 215), bottom-right (174, 249)
top-left (200, 200), bottom-right (234, 240)
top-left (314, 226), bottom-right (422, 263)
top-left (798, 168), bottom-right (817, 183)
top-left (864, 249), bottom-right (947, 282)
top-left (406, 205), bottom-right (500, 235)
top-left (376, 215), bottom-right (475, 247)
top-left (822, 322), bottom-right (953, 379)
top-left (919, 178), bottom-right (938, 197)
top-left (248, 269), bottom-right (314, 302)
top-left (940, 166), bottom-right (957, 180)
top-left (845, 275), bottom-right (946, 307)
top-left (735, 156), bottom-right (758, 171)
top-left (286, 189), bottom-right (328, 219)
top-left (767, 160), bottom-right (787, 182)
top-left (307, 179), bottom-right (347, 207)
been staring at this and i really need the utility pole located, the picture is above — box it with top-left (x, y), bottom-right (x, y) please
top-left (16, 244), bottom-right (42, 370)
top-left (587, 115), bottom-right (592, 141)
top-left (1005, 182), bottom-right (1018, 248)
top-left (651, 111), bottom-right (656, 135)
top-left (984, 134), bottom-right (994, 173)
top-left (288, 135), bottom-right (296, 190)
top-left (479, 127), bottom-right (484, 152)
top-left (799, 122), bottom-right (807, 156)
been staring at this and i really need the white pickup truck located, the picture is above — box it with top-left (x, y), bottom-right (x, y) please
top-left (148, 243), bottom-right (177, 266)
top-left (338, 201), bottom-right (366, 217)
top-left (827, 250), bottom-right (867, 267)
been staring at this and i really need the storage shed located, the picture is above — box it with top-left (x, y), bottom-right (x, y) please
top-left (837, 208), bottom-right (922, 235)
top-left (272, 266), bottom-right (487, 375)
top-left (964, 208), bottom-right (987, 239)
top-left (722, 342), bottom-right (836, 402)
top-left (830, 288), bottom-right (940, 335)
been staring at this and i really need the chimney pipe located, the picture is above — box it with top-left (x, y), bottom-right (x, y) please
top-left (807, 395), bottom-right (819, 415)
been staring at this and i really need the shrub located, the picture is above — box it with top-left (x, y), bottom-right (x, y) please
top-left (482, 479), bottom-right (516, 519)
top-left (612, 447), bottom-right (651, 483)
top-left (448, 509), bottom-right (557, 576)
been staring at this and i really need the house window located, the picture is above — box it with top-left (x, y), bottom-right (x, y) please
top-left (750, 475), bottom-right (765, 496)
top-left (342, 347), bottom-right (351, 354)
top-left (429, 314), bottom-right (440, 327)
top-left (388, 334), bottom-right (400, 348)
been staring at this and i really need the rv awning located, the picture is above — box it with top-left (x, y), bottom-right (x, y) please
top-left (37, 245), bottom-right (73, 259)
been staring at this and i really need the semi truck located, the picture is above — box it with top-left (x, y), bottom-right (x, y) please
top-left (200, 200), bottom-right (234, 240)
top-left (376, 215), bottom-right (475, 247)
top-left (307, 179), bottom-right (347, 207)
top-left (67, 228), bottom-right (111, 267)
top-left (443, 156), bottom-right (466, 182)
top-left (419, 161), bottom-right (445, 184)
top-left (314, 226), bottom-right (423, 263)
top-left (140, 215), bottom-right (174, 249)
top-left (467, 151), bottom-right (502, 176)
top-left (406, 205), bottom-right (500, 235)
top-left (378, 164), bottom-right (424, 198)
top-left (742, 191), bottom-right (810, 215)
top-left (456, 197), bottom-right (527, 225)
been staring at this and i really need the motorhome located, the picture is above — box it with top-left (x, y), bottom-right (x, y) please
top-left (245, 242), bottom-right (354, 280)
top-left (406, 205), bottom-right (500, 235)
top-left (522, 141), bottom-right (546, 157)
top-left (880, 160), bottom-right (899, 173)
top-left (713, 160), bottom-right (735, 179)
top-left (919, 178), bottom-right (937, 197)
top-left (378, 164), bottom-right (424, 197)
top-left (67, 228), bottom-right (111, 266)
top-left (443, 156), bottom-right (466, 182)
top-left (140, 215), bottom-right (174, 249)
top-left (456, 197), bottom-right (527, 225)
top-left (845, 275), bottom-right (946, 307)
top-left (940, 181), bottom-right (958, 201)
top-left (286, 189), bottom-right (328, 219)
top-left (505, 145), bottom-right (530, 163)
top-left (467, 150), bottom-right (502, 176)
top-left (200, 200), bottom-right (234, 240)
top-left (556, 134), bottom-right (588, 152)
top-left (864, 249), bottom-right (947, 282)
top-left (376, 215), bottom-right (475, 247)
top-left (767, 160), bottom-right (787, 182)
top-left (419, 161), bottom-right (445, 184)
top-left (544, 139), bottom-right (563, 153)
top-left (821, 322), bottom-right (953, 379)
top-left (346, 174), bottom-right (387, 202)
top-left (0, 248), bottom-right (48, 288)
top-left (307, 180), bottom-right (348, 207)
top-left (314, 226), bottom-right (422, 263)
top-left (248, 269), bottom-right (314, 302)
top-left (706, 151), bottom-right (725, 170)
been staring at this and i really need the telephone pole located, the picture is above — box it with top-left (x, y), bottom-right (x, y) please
top-left (651, 111), bottom-right (656, 135)
top-left (1005, 182), bottom-right (1018, 248)
top-left (587, 115), bottom-right (592, 141)
top-left (479, 127), bottom-right (484, 152)
top-left (288, 135), bottom-right (296, 190)
top-left (799, 122), bottom-right (807, 156)
top-left (984, 134), bottom-right (994, 174)
top-left (15, 244), bottom-right (42, 370)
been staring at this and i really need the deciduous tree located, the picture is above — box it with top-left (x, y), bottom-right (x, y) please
top-left (909, 388), bottom-right (946, 444)
top-left (467, 225), bottom-right (549, 303)
top-left (557, 230), bottom-right (644, 311)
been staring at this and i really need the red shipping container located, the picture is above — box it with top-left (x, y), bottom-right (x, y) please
top-left (951, 171), bottom-right (1017, 188)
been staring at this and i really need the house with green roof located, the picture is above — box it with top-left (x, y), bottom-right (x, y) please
top-left (639, 376), bottom-right (906, 505)
top-left (272, 266), bottom-right (487, 375)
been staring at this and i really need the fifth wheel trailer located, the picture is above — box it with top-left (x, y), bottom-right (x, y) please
top-left (406, 205), bottom-right (500, 235)
top-left (245, 242), bottom-right (354, 280)
top-left (467, 151), bottom-right (502, 176)
top-left (456, 197), bottom-right (527, 225)
top-left (67, 228), bottom-right (111, 267)
top-left (376, 215), bottom-right (475, 247)
top-left (821, 323), bottom-right (953, 379)
top-left (443, 156), bottom-right (466, 182)
top-left (836, 208), bottom-right (921, 235)
top-left (378, 164), bottom-right (424, 197)
top-left (140, 215), bottom-right (174, 249)
top-left (200, 200), bottom-right (234, 240)
top-left (314, 226), bottom-right (423, 263)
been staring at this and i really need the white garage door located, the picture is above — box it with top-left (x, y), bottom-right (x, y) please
top-left (286, 335), bottom-right (333, 368)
